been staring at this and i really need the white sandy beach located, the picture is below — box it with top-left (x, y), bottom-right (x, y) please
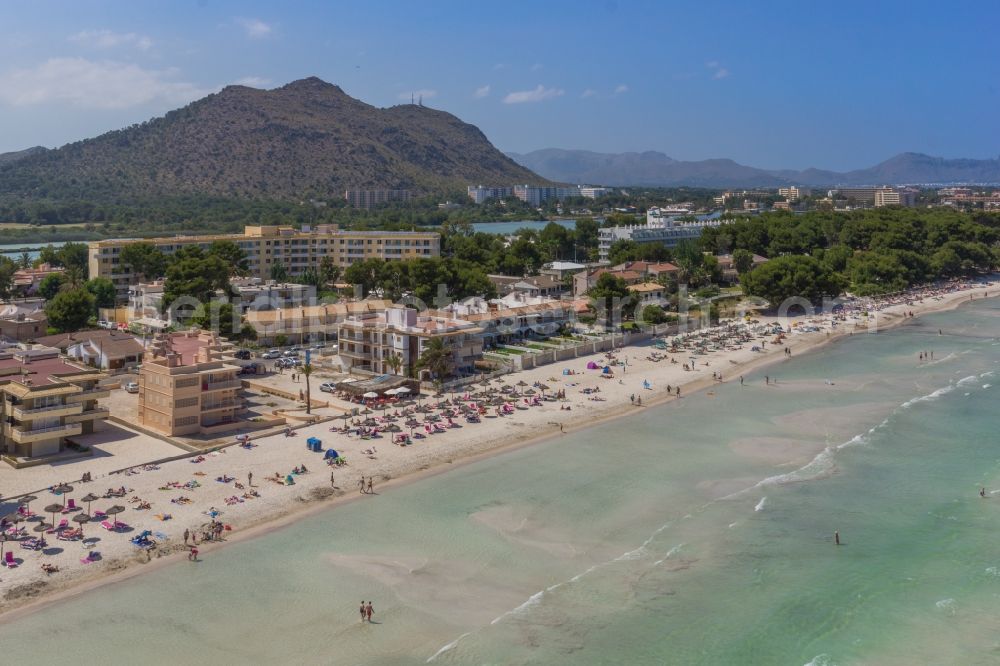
top-left (0, 279), bottom-right (995, 617)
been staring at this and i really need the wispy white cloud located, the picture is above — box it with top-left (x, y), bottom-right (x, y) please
top-left (580, 88), bottom-right (597, 99)
top-left (705, 61), bottom-right (730, 79)
top-left (530, 63), bottom-right (543, 71)
top-left (236, 17), bottom-right (273, 38)
top-left (69, 29), bottom-right (152, 51)
top-left (0, 58), bottom-right (211, 109)
top-left (614, 84), bottom-right (629, 95)
top-left (233, 76), bottom-right (271, 88)
top-left (397, 88), bottom-right (437, 101)
top-left (492, 63), bottom-right (508, 71)
top-left (503, 85), bottom-right (564, 104)
top-left (474, 84), bottom-right (491, 99)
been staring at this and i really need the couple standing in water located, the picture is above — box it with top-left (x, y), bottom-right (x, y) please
top-left (360, 601), bottom-right (375, 623)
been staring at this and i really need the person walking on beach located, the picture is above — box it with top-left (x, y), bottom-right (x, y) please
top-left (360, 601), bottom-right (367, 623)
top-left (366, 602), bottom-right (374, 622)
top-left (366, 477), bottom-right (374, 494)
top-left (980, 487), bottom-right (987, 498)
top-left (359, 478), bottom-right (366, 494)
top-left (331, 471), bottom-right (336, 488)
top-left (834, 531), bottom-right (840, 546)
top-left (740, 376), bottom-right (744, 386)
top-left (248, 471), bottom-right (253, 487)
top-left (183, 528), bottom-right (190, 545)
top-left (189, 545), bottom-right (199, 561)
top-left (765, 375), bottom-right (769, 385)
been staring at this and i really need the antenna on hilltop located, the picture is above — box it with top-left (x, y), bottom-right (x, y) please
top-left (411, 93), bottom-right (414, 105)
top-left (419, 94), bottom-right (423, 106)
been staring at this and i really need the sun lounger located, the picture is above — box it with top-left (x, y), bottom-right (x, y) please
top-left (101, 520), bottom-right (116, 531)
top-left (3, 551), bottom-right (16, 567)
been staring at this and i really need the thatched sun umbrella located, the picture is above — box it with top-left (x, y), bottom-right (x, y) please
top-left (18, 494), bottom-right (37, 514)
top-left (33, 522), bottom-right (51, 537)
top-left (80, 493), bottom-right (100, 515)
top-left (44, 503), bottom-right (63, 530)
top-left (537, 383), bottom-right (550, 396)
top-left (105, 505), bottom-right (126, 529)
top-left (0, 533), bottom-right (13, 560)
top-left (52, 483), bottom-right (73, 505)
top-left (72, 513), bottom-right (91, 536)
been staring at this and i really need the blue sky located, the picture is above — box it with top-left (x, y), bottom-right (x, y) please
top-left (0, 0), bottom-right (997, 170)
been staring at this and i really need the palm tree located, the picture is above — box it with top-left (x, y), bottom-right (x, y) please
top-left (18, 252), bottom-right (30, 269)
top-left (301, 363), bottom-right (313, 415)
top-left (385, 351), bottom-right (403, 376)
top-left (416, 337), bottom-right (452, 382)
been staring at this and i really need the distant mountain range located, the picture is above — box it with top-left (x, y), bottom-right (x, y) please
top-left (0, 77), bottom-right (543, 204)
top-left (507, 149), bottom-right (1000, 188)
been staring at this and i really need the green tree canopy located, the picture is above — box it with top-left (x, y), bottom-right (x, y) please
top-left (45, 287), bottom-right (95, 332)
top-left (85, 277), bottom-right (116, 309)
top-left (38, 272), bottom-right (65, 300)
top-left (741, 255), bottom-right (845, 306)
top-left (120, 242), bottom-right (168, 281)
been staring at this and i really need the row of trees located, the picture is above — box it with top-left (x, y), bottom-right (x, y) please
top-left (724, 209), bottom-right (1000, 304)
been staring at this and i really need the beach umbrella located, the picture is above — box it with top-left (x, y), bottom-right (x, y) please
top-left (0, 533), bottom-right (12, 560)
top-left (524, 388), bottom-right (536, 395)
top-left (394, 387), bottom-right (410, 395)
top-left (33, 522), bottom-right (51, 537)
top-left (105, 505), bottom-right (125, 529)
top-left (362, 391), bottom-right (378, 399)
top-left (361, 408), bottom-right (373, 415)
top-left (44, 503), bottom-right (63, 529)
top-left (80, 493), bottom-right (100, 515)
top-left (537, 383), bottom-right (549, 395)
top-left (387, 424), bottom-right (401, 433)
top-left (52, 483), bottom-right (73, 505)
top-left (18, 494), bottom-right (37, 514)
top-left (72, 513), bottom-right (91, 536)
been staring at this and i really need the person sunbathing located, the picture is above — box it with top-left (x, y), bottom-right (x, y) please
top-left (41, 563), bottom-right (59, 574)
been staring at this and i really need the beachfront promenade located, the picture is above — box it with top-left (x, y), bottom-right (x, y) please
top-left (0, 279), bottom-right (993, 614)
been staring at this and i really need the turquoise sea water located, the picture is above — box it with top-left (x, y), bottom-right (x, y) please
top-left (3, 299), bottom-right (1000, 665)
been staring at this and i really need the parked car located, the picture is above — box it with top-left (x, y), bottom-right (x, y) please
top-left (282, 349), bottom-right (300, 358)
top-left (319, 382), bottom-right (337, 393)
top-left (261, 349), bottom-right (281, 359)
top-left (124, 382), bottom-right (139, 393)
top-left (234, 349), bottom-right (252, 360)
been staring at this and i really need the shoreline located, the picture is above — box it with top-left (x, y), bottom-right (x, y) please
top-left (0, 279), bottom-right (995, 622)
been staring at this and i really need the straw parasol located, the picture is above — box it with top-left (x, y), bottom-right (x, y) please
top-left (18, 494), bottom-right (37, 514)
top-left (33, 522), bottom-right (51, 536)
top-left (537, 383), bottom-right (549, 395)
top-left (72, 513), bottom-right (91, 536)
top-left (80, 493), bottom-right (100, 515)
top-left (105, 505), bottom-right (126, 528)
top-left (0, 533), bottom-right (13, 560)
top-left (52, 483), bottom-right (73, 506)
top-left (44, 503), bottom-right (63, 529)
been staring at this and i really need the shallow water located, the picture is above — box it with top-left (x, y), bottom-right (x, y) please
top-left (3, 299), bottom-right (1000, 665)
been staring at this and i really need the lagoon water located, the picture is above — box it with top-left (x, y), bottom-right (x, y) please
top-left (4, 299), bottom-right (1000, 665)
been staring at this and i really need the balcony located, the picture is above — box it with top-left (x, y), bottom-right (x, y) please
top-left (65, 407), bottom-right (111, 423)
top-left (201, 399), bottom-right (245, 413)
top-left (66, 388), bottom-right (111, 403)
top-left (10, 422), bottom-right (82, 443)
top-left (11, 402), bottom-right (83, 420)
top-left (202, 380), bottom-right (242, 392)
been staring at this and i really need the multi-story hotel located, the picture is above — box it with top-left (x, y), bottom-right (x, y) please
top-left (138, 330), bottom-right (246, 437)
top-left (336, 307), bottom-right (483, 378)
top-left (344, 189), bottom-right (412, 210)
top-left (467, 185), bottom-right (514, 204)
top-left (89, 225), bottom-right (441, 301)
top-left (246, 299), bottom-right (393, 346)
top-left (0, 345), bottom-right (110, 463)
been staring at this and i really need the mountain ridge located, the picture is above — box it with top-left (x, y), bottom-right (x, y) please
top-left (507, 148), bottom-right (1000, 187)
top-left (0, 77), bottom-right (545, 204)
